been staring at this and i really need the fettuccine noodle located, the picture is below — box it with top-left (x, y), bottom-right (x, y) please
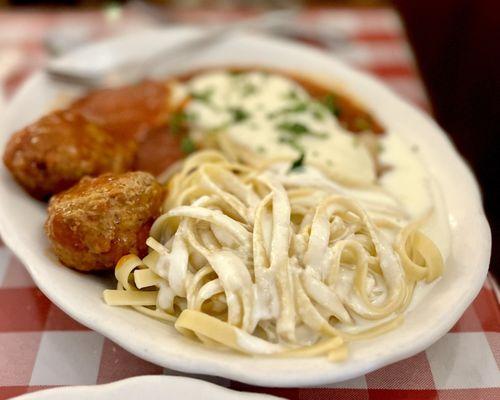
top-left (104, 150), bottom-right (443, 360)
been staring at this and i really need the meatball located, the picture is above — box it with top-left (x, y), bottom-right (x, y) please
top-left (45, 171), bottom-right (164, 272)
top-left (3, 110), bottom-right (136, 200)
top-left (70, 80), bottom-right (171, 141)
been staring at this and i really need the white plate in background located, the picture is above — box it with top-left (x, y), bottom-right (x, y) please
top-left (12, 375), bottom-right (281, 400)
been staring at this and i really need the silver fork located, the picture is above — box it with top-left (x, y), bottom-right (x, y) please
top-left (46, 9), bottom-right (298, 88)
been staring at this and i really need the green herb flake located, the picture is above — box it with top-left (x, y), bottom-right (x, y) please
top-left (277, 122), bottom-right (309, 136)
top-left (287, 102), bottom-right (308, 113)
top-left (278, 136), bottom-right (303, 152)
top-left (289, 152), bottom-right (305, 172)
top-left (268, 102), bottom-right (308, 119)
top-left (284, 89), bottom-right (302, 101)
top-left (169, 111), bottom-right (193, 135)
top-left (180, 137), bottom-right (196, 154)
top-left (229, 107), bottom-right (250, 123)
top-left (377, 142), bottom-right (385, 153)
top-left (312, 109), bottom-right (325, 121)
top-left (322, 94), bottom-right (341, 117)
top-left (354, 117), bottom-right (371, 131)
top-left (241, 83), bottom-right (257, 97)
top-left (256, 145), bottom-right (266, 154)
top-left (277, 122), bottom-right (328, 139)
top-left (190, 88), bottom-right (214, 103)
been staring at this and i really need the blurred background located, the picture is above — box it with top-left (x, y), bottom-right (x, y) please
top-left (0, 0), bottom-right (498, 278)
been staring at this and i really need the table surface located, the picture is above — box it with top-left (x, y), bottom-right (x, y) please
top-left (0, 6), bottom-right (498, 400)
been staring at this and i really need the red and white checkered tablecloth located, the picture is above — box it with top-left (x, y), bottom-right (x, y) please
top-left (0, 6), bottom-right (498, 400)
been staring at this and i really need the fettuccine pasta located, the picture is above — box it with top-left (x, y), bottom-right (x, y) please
top-left (104, 150), bottom-right (444, 359)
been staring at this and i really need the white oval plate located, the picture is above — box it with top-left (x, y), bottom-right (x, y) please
top-left (0, 28), bottom-right (491, 387)
top-left (12, 375), bottom-right (281, 399)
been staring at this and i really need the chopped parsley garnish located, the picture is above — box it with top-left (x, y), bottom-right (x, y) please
top-left (241, 83), bottom-right (257, 97)
top-left (229, 72), bottom-right (257, 97)
top-left (190, 88), bottom-right (214, 103)
top-left (322, 94), bottom-right (341, 117)
top-left (277, 121), bottom-right (327, 158)
top-left (169, 111), bottom-right (188, 135)
top-left (277, 121), bottom-right (309, 136)
top-left (354, 116), bottom-right (371, 131)
top-left (277, 122), bottom-right (327, 138)
top-left (278, 135), bottom-right (303, 151)
top-left (180, 137), bottom-right (196, 154)
top-left (268, 100), bottom-right (329, 123)
top-left (229, 107), bottom-right (249, 123)
top-left (268, 102), bottom-right (308, 119)
top-left (289, 152), bottom-right (305, 172)
top-left (312, 108), bottom-right (325, 121)
top-left (256, 145), bottom-right (266, 154)
top-left (288, 103), bottom-right (308, 113)
top-left (284, 89), bottom-right (302, 101)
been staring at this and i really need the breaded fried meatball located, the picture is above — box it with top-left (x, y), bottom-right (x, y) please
top-left (3, 110), bottom-right (136, 200)
top-left (45, 171), bottom-right (164, 272)
top-left (70, 80), bottom-right (170, 141)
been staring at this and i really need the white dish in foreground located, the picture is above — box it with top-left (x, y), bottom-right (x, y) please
top-left (12, 375), bottom-right (280, 400)
top-left (0, 28), bottom-right (491, 387)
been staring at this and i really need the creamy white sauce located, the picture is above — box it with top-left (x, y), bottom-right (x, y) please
top-left (235, 329), bottom-right (286, 354)
top-left (379, 131), bottom-right (450, 258)
top-left (185, 71), bottom-right (375, 185)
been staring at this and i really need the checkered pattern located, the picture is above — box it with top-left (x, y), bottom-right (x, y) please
top-left (0, 6), bottom-right (498, 400)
